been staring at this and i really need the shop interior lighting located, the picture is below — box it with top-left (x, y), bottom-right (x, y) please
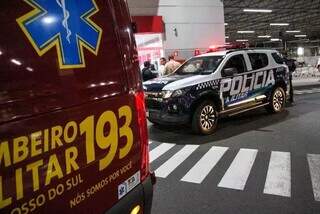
top-left (236, 39), bottom-right (249, 42)
top-left (243, 9), bottom-right (272, 13)
top-left (225, 36), bottom-right (229, 39)
top-left (11, 59), bottom-right (22, 66)
top-left (270, 23), bottom-right (289, 26)
top-left (237, 31), bottom-right (255, 34)
top-left (297, 47), bottom-right (304, 56)
top-left (270, 38), bottom-right (281, 41)
top-left (0, 50), bottom-right (2, 55)
top-left (295, 35), bottom-right (307, 38)
top-left (224, 23), bottom-right (228, 26)
top-left (258, 35), bottom-right (271, 38)
top-left (286, 30), bottom-right (301, 33)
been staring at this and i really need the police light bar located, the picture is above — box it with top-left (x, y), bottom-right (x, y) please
top-left (207, 43), bottom-right (247, 53)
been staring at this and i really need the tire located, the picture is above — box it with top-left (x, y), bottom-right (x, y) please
top-left (266, 87), bottom-right (286, 113)
top-left (192, 101), bottom-right (218, 135)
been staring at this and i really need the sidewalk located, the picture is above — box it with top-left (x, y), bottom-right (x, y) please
top-left (292, 77), bottom-right (320, 89)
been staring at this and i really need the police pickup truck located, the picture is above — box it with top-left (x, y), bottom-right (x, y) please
top-left (144, 49), bottom-right (290, 135)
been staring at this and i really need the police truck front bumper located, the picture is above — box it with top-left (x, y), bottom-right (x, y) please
top-left (147, 109), bottom-right (190, 125)
top-left (145, 93), bottom-right (191, 125)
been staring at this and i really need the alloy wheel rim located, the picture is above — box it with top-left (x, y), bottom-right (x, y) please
top-left (200, 105), bottom-right (216, 130)
top-left (273, 90), bottom-right (284, 111)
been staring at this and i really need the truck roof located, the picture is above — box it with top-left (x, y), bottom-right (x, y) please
top-left (196, 49), bottom-right (279, 58)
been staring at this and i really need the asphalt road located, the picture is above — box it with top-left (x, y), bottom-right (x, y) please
top-left (148, 88), bottom-right (320, 214)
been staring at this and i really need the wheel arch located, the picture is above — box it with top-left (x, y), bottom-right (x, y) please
top-left (274, 79), bottom-right (287, 91)
top-left (190, 92), bottom-right (222, 120)
top-left (267, 80), bottom-right (288, 101)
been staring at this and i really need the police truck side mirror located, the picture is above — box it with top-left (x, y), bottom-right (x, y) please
top-left (222, 67), bottom-right (237, 77)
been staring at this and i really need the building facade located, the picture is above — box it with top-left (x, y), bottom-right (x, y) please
top-left (128, 0), bottom-right (225, 60)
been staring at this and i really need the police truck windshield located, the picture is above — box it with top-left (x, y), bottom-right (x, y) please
top-left (175, 56), bottom-right (223, 75)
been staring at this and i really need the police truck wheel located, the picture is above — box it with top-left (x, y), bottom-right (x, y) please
top-left (266, 87), bottom-right (286, 113)
top-left (192, 101), bottom-right (218, 135)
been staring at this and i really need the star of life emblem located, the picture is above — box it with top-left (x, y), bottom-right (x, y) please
top-left (17, 0), bottom-right (102, 69)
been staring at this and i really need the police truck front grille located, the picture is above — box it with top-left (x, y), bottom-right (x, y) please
top-left (146, 99), bottom-right (162, 110)
top-left (145, 92), bottom-right (163, 99)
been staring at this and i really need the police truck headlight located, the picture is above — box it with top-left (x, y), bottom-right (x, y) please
top-left (162, 89), bottom-right (185, 99)
top-left (172, 89), bottom-right (184, 97)
top-left (162, 91), bottom-right (173, 99)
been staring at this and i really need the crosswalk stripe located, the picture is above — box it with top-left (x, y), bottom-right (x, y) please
top-left (155, 145), bottom-right (199, 178)
top-left (181, 146), bottom-right (229, 184)
top-left (218, 148), bottom-right (258, 190)
top-left (307, 154), bottom-right (320, 201)
top-left (149, 143), bottom-right (175, 163)
top-left (263, 151), bottom-right (291, 197)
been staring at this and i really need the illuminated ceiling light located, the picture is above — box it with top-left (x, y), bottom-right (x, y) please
top-left (243, 9), bottom-right (272, 13)
top-left (297, 47), bottom-right (304, 56)
top-left (237, 31), bottom-right (255, 34)
top-left (286, 30), bottom-right (301, 33)
top-left (258, 35), bottom-right (271, 38)
top-left (224, 23), bottom-right (228, 26)
top-left (11, 59), bottom-right (22, 66)
top-left (270, 38), bottom-right (281, 41)
top-left (26, 67), bottom-right (34, 72)
top-left (225, 36), bottom-right (230, 39)
top-left (0, 50), bottom-right (2, 55)
top-left (270, 23), bottom-right (289, 26)
top-left (236, 39), bottom-right (248, 42)
top-left (295, 34), bottom-right (307, 38)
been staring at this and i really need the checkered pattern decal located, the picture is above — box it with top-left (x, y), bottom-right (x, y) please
top-left (196, 80), bottom-right (220, 90)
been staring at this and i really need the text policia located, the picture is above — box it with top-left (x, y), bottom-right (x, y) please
top-left (220, 69), bottom-right (276, 103)
top-left (0, 105), bottom-right (134, 211)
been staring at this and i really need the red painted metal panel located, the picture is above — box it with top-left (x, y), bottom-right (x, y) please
top-left (132, 16), bottom-right (164, 33)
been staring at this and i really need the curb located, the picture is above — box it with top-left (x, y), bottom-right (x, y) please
top-left (293, 83), bottom-right (320, 90)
